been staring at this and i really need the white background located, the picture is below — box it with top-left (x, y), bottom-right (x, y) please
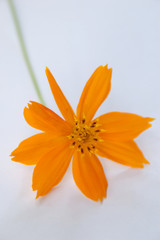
top-left (0, 0), bottom-right (160, 239)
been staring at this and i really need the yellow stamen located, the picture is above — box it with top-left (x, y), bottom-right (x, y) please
top-left (68, 118), bottom-right (103, 154)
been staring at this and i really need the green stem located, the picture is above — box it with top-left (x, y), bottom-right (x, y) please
top-left (8, 0), bottom-right (46, 105)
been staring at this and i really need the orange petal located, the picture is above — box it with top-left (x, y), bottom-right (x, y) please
top-left (10, 133), bottom-right (62, 165)
top-left (24, 101), bottom-right (72, 135)
top-left (76, 65), bottom-right (112, 123)
top-left (32, 140), bottom-right (74, 198)
top-left (96, 140), bottom-right (149, 168)
top-left (72, 151), bottom-right (108, 201)
top-left (45, 67), bottom-right (75, 124)
top-left (96, 112), bottom-right (154, 141)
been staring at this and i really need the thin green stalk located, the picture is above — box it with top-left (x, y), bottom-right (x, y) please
top-left (8, 0), bottom-right (46, 105)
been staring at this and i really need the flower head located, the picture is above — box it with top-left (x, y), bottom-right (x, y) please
top-left (10, 65), bottom-right (154, 201)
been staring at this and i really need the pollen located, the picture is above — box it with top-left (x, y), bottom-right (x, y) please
top-left (68, 118), bottom-right (104, 154)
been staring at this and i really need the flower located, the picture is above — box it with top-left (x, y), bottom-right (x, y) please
top-left (10, 65), bottom-right (154, 201)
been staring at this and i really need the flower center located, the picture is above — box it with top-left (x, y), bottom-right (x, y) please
top-left (68, 118), bottom-right (103, 154)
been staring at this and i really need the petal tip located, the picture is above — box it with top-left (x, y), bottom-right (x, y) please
top-left (35, 193), bottom-right (39, 199)
top-left (45, 66), bottom-right (49, 73)
top-left (104, 64), bottom-right (112, 71)
top-left (32, 184), bottom-right (36, 191)
top-left (35, 191), bottom-right (40, 199)
top-left (145, 117), bottom-right (155, 122)
top-left (29, 100), bottom-right (34, 104)
top-left (108, 67), bottom-right (112, 74)
top-left (99, 194), bottom-right (107, 203)
top-left (149, 118), bottom-right (155, 122)
top-left (143, 159), bottom-right (150, 165)
top-left (140, 165), bottom-right (144, 169)
top-left (10, 149), bottom-right (17, 157)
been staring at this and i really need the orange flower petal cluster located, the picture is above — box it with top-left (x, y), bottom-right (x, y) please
top-left (10, 65), bottom-right (154, 201)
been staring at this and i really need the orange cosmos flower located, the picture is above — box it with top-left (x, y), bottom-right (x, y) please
top-left (10, 65), bottom-right (154, 201)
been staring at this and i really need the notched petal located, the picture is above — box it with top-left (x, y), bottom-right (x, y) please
top-left (45, 67), bottom-right (75, 124)
top-left (77, 65), bottom-right (112, 123)
top-left (72, 150), bottom-right (108, 201)
top-left (96, 112), bottom-right (155, 141)
top-left (24, 101), bottom-right (72, 135)
top-left (32, 140), bottom-right (74, 198)
top-left (96, 140), bottom-right (149, 168)
top-left (10, 133), bottom-right (64, 165)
